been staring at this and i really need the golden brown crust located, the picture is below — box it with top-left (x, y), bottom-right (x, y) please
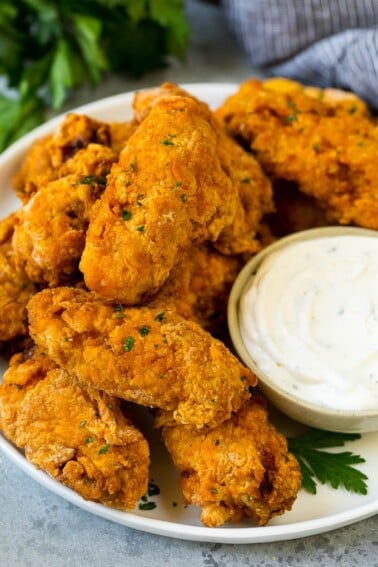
top-left (0, 213), bottom-right (37, 341)
top-left (162, 397), bottom-right (302, 527)
top-left (27, 287), bottom-right (256, 429)
top-left (216, 77), bottom-right (378, 229)
top-left (80, 88), bottom-right (272, 304)
top-left (154, 244), bottom-right (242, 333)
top-left (0, 346), bottom-right (149, 510)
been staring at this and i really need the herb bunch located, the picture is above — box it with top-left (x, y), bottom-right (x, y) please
top-left (0, 0), bottom-right (189, 151)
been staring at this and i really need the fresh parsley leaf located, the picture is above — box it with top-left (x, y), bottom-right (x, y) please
top-left (288, 428), bottom-right (368, 495)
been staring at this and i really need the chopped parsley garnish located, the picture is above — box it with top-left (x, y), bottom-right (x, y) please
top-left (172, 181), bottom-right (182, 191)
top-left (139, 326), bottom-right (150, 337)
top-left (112, 304), bottom-right (125, 319)
top-left (210, 487), bottom-right (218, 494)
top-left (161, 138), bottom-right (175, 146)
top-left (154, 312), bottom-right (165, 322)
top-left (283, 114), bottom-right (297, 123)
top-left (180, 194), bottom-right (187, 203)
top-left (136, 225), bottom-right (145, 233)
top-left (138, 501), bottom-right (157, 511)
top-left (79, 175), bottom-right (106, 186)
top-left (123, 336), bottom-right (135, 352)
top-left (241, 178), bottom-right (251, 183)
top-left (129, 160), bottom-right (136, 173)
top-left (14, 384), bottom-right (23, 390)
top-left (283, 100), bottom-right (300, 124)
top-left (85, 437), bottom-right (94, 444)
top-left (107, 403), bottom-right (113, 410)
top-left (147, 481), bottom-right (160, 496)
top-left (287, 428), bottom-right (368, 495)
top-left (349, 105), bottom-right (357, 114)
top-left (122, 210), bottom-right (132, 221)
top-left (98, 443), bottom-right (111, 455)
top-left (79, 420), bottom-right (87, 428)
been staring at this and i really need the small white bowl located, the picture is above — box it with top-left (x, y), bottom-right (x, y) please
top-left (228, 226), bottom-right (378, 433)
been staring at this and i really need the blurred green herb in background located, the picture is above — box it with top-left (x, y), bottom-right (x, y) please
top-left (0, 0), bottom-right (189, 151)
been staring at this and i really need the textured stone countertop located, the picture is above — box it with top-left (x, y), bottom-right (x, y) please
top-left (0, 2), bottom-right (376, 566)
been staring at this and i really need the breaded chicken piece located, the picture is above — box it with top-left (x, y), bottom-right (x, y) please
top-left (133, 83), bottom-right (274, 257)
top-left (27, 287), bottom-right (256, 429)
top-left (0, 213), bottom-right (37, 341)
top-left (12, 113), bottom-right (112, 203)
top-left (12, 139), bottom-right (118, 286)
top-left (11, 134), bottom-right (54, 203)
top-left (0, 347), bottom-right (150, 510)
top-left (109, 120), bottom-right (139, 153)
top-left (161, 397), bottom-right (301, 527)
top-left (216, 77), bottom-right (378, 229)
top-left (12, 113), bottom-right (137, 203)
top-left (213, 132), bottom-right (273, 255)
top-left (154, 244), bottom-right (242, 334)
top-left (80, 87), bottom-right (272, 304)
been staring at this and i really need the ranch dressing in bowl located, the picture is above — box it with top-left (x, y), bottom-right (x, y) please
top-left (228, 226), bottom-right (378, 432)
top-left (239, 234), bottom-right (378, 412)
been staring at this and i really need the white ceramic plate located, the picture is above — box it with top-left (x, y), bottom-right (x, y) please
top-left (0, 84), bottom-right (377, 544)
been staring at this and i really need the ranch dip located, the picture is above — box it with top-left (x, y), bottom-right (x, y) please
top-left (239, 235), bottom-right (378, 411)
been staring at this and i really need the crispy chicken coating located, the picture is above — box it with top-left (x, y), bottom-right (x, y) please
top-left (0, 347), bottom-right (149, 510)
top-left (161, 397), bottom-right (301, 527)
top-left (12, 147), bottom-right (117, 286)
top-left (109, 120), bottom-right (139, 153)
top-left (27, 287), bottom-right (256, 429)
top-left (0, 213), bottom-right (37, 341)
top-left (216, 77), bottom-right (378, 229)
top-left (80, 86), bottom-right (272, 304)
top-left (154, 244), bottom-right (242, 334)
top-left (12, 113), bottom-right (137, 203)
top-left (12, 113), bottom-right (112, 203)
top-left (133, 83), bottom-right (274, 257)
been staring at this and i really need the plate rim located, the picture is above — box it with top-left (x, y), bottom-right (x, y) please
top-left (1, 431), bottom-right (377, 544)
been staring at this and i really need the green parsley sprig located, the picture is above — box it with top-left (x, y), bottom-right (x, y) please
top-left (0, 0), bottom-right (189, 151)
top-left (287, 428), bottom-right (368, 495)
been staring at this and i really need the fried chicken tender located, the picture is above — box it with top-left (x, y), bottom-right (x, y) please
top-left (154, 244), bottom-right (242, 334)
top-left (216, 77), bottom-right (378, 229)
top-left (109, 120), bottom-right (139, 153)
top-left (133, 83), bottom-right (274, 257)
top-left (12, 113), bottom-right (137, 203)
top-left (0, 213), bottom-right (37, 341)
top-left (0, 346), bottom-right (149, 510)
top-left (27, 287), bottom-right (256, 429)
top-left (12, 146), bottom-right (117, 286)
top-left (161, 397), bottom-right (301, 527)
top-left (80, 86), bottom-right (273, 304)
top-left (12, 114), bottom-right (112, 203)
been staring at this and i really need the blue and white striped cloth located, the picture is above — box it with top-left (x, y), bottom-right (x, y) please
top-left (221, 0), bottom-right (378, 108)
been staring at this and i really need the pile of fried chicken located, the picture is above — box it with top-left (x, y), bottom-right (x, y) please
top-left (1, 78), bottom-right (376, 527)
